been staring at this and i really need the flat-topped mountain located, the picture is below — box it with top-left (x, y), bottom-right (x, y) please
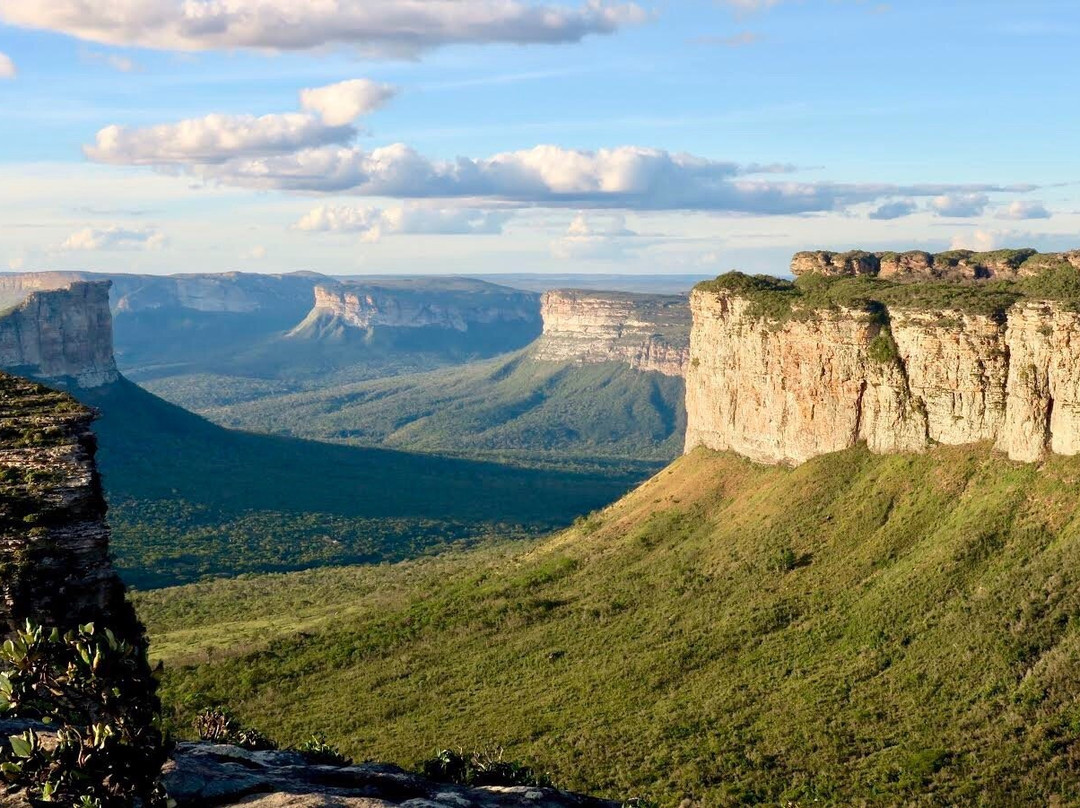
top-left (790, 247), bottom-right (1080, 281)
top-left (534, 289), bottom-right (690, 377)
top-left (687, 250), bottom-right (1080, 465)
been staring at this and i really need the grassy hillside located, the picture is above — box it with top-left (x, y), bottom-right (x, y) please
top-left (137, 444), bottom-right (1080, 806)
top-left (191, 350), bottom-right (687, 469)
top-left (77, 378), bottom-right (644, 588)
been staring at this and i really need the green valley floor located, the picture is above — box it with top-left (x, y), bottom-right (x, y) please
top-left (137, 444), bottom-right (1080, 806)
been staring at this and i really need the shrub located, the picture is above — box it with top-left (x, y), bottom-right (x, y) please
top-left (0, 621), bottom-right (167, 807)
top-left (421, 748), bottom-right (553, 788)
top-left (297, 735), bottom-right (351, 766)
top-left (194, 707), bottom-right (277, 751)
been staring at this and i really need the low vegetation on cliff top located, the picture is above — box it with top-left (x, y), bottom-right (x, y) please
top-left (139, 443), bottom-right (1080, 806)
top-left (699, 251), bottom-right (1080, 321)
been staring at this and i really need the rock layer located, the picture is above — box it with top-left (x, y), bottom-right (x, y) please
top-left (534, 290), bottom-right (690, 377)
top-left (0, 282), bottom-right (118, 388)
top-left (790, 248), bottom-right (1080, 282)
top-left (684, 287), bottom-right (1080, 464)
top-left (290, 280), bottom-right (541, 340)
top-left (0, 373), bottom-right (139, 639)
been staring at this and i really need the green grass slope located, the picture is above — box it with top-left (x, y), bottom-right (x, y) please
top-left (197, 349), bottom-right (687, 469)
top-left (77, 378), bottom-right (642, 588)
top-left (139, 444), bottom-right (1080, 806)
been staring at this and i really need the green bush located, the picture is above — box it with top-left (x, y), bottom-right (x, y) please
top-left (421, 748), bottom-right (552, 788)
top-left (297, 734), bottom-right (351, 766)
top-left (193, 707), bottom-right (277, 751)
top-left (0, 621), bottom-right (166, 807)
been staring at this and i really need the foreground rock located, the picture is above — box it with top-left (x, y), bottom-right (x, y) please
top-left (163, 743), bottom-right (619, 808)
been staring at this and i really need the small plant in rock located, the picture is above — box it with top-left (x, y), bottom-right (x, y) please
top-left (297, 735), bottom-right (351, 766)
top-left (0, 620), bottom-right (167, 807)
top-left (421, 747), bottom-right (553, 788)
top-left (193, 707), bottom-right (277, 751)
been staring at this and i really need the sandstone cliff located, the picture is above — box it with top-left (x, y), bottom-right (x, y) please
top-left (0, 372), bottom-right (139, 639)
top-left (533, 290), bottom-right (690, 377)
top-left (0, 282), bottom-right (118, 388)
top-left (684, 266), bottom-right (1080, 465)
top-left (790, 248), bottom-right (1080, 282)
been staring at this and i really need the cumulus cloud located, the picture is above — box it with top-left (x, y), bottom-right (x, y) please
top-left (85, 113), bottom-right (356, 165)
top-left (998, 200), bottom-right (1052, 220)
top-left (60, 226), bottom-right (166, 251)
top-left (0, 0), bottom-right (645, 56)
top-left (868, 199), bottom-right (918, 220)
top-left (295, 204), bottom-right (511, 242)
top-left (551, 213), bottom-right (638, 260)
top-left (243, 245), bottom-right (268, 260)
top-left (0, 52), bottom-right (15, 79)
top-left (300, 79), bottom-right (398, 126)
top-left (931, 192), bottom-right (989, 218)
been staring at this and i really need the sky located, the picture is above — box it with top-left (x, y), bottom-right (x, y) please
top-left (0, 0), bottom-right (1077, 277)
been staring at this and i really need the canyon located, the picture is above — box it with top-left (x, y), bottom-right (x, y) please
top-left (685, 250), bottom-right (1080, 465)
top-left (533, 289), bottom-right (690, 377)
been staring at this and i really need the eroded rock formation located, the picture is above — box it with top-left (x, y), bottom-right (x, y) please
top-left (0, 373), bottom-right (139, 639)
top-left (790, 248), bottom-right (1080, 282)
top-left (0, 282), bottom-right (118, 388)
top-left (533, 290), bottom-right (690, 377)
top-left (289, 280), bottom-right (541, 341)
top-left (684, 282), bottom-right (1080, 465)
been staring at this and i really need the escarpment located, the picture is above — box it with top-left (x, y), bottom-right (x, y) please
top-left (534, 290), bottom-right (690, 377)
top-left (0, 281), bottom-right (118, 388)
top-left (0, 372), bottom-right (139, 639)
top-left (790, 247), bottom-right (1080, 282)
top-left (289, 279), bottom-right (541, 342)
top-left (685, 253), bottom-right (1080, 465)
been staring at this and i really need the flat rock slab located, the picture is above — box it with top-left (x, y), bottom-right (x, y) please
top-left (164, 743), bottom-right (620, 808)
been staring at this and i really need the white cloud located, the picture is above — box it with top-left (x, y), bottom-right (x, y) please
top-left (0, 0), bottom-right (645, 56)
top-left (60, 226), bottom-right (166, 251)
top-left (300, 79), bottom-right (398, 126)
top-left (0, 52), bottom-right (15, 79)
top-left (243, 245), bottom-right (267, 260)
top-left (86, 113), bottom-right (356, 165)
top-left (948, 229), bottom-right (1002, 251)
top-left (551, 212), bottom-right (637, 260)
top-left (295, 204), bottom-right (510, 242)
top-left (931, 192), bottom-right (990, 218)
top-left (998, 200), bottom-right (1052, 220)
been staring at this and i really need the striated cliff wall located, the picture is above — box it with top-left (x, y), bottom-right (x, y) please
top-left (288, 278), bottom-right (541, 344)
top-left (0, 373), bottom-right (140, 638)
top-left (684, 283), bottom-right (1080, 465)
top-left (534, 290), bottom-right (690, 377)
top-left (790, 248), bottom-right (1080, 282)
top-left (0, 282), bottom-right (119, 388)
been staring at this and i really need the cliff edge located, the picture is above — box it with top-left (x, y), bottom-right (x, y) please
top-left (0, 281), bottom-right (118, 388)
top-left (534, 289), bottom-right (690, 377)
top-left (686, 252), bottom-right (1080, 465)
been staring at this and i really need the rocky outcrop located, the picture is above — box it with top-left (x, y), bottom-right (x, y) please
top-left (0, 282), bottom-right (118, 388)
top-left (161, 743), bottom-right (618, 808)
top-left (789, 248), bottom-right (1080, 283)
top-left (684, 283), bottom-right (1080, 465)
top-left (291, 280), bottom-right (540, 339)
top-left (0, 373), bottom-right (139, 639)
top-left (0, 271), bottom-right (326, 316)
top-left (533, 290), bottom-right (690, 377)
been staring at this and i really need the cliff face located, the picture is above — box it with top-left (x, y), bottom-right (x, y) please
top-left (533, 290), bottom-right (690, 377)
top-left (0, 373), bottom-right (139, 638)
top-left (684, 288), bottom-right (1080, 465)
top-left (292, 279), bottom-right (540, 338)
top-left (790, 248), bottom-right (1080, 282)
top-left (0, 282), bottom-right (119, 388)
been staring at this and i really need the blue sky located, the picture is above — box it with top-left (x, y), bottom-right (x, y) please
top-left (0, 0), bottom-right (1077, 276)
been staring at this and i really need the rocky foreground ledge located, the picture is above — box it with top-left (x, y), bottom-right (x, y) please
top-left (163, 743), bottom-right (619, 808)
